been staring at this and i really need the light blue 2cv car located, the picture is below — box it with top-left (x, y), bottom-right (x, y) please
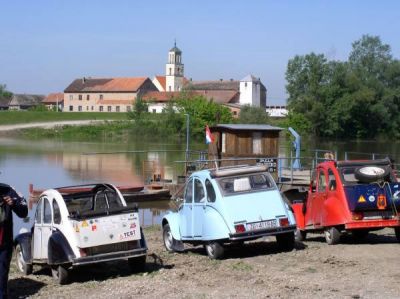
top-left (162, 165), bottom-right (297, 259)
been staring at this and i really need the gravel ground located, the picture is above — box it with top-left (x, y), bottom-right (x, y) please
top-left (8, 226), bottom-right (400, 299)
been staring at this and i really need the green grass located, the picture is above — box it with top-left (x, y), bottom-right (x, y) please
top-left (231, 261), bottom-right (253, 271)
top-left (0, 111), bottom-right (128, 125)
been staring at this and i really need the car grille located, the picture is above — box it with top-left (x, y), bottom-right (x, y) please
top-left (85, 240), bottom-right (140, 256)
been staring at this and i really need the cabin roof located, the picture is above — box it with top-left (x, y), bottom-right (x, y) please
top-left (210, 124), bottom-right (283, 132)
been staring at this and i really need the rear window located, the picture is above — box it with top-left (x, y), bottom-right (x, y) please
top-left (217, 173), bottom-right (275, 195)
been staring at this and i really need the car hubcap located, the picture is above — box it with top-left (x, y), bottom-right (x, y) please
top-left (207, 245), bottom-right (214, 256)
top-left (17, 249), bottom-right (24, 272)
top-left (165, 229), bottom-right (173, 249)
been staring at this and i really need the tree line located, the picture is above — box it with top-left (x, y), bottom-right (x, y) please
top-left (286, 35), bottom-right (400, 139)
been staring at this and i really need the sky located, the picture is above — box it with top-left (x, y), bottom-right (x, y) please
top-left (0, 0), bottom-right (399, 105)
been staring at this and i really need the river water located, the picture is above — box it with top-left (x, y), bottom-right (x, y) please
top-left (1, 135), bottom-right (399, 236)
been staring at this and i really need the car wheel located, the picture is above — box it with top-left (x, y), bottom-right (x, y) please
top-left (204, 242), bottom-right (224, 259)
top-left (351, 229), bottom-right (369, 241)
top-left (128, 255), bottom-right (146, 273)
top-left (51, 265), bottom-right (69, 285)
top-left (163, 224), bottom-right (176, 252)
top-left (295, 229), bottom-right (307, 242)
top-left (276, 232), bottom-right (295, 251)
top-left (15, 244), bottom-right (32, 275)
top-left (325, 227), bottom-right (341, 245)
top-left (394, 227), bottom-right (400, 243)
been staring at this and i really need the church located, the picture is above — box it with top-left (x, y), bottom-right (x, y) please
top-left (63, 44), bottom-right (267, 114)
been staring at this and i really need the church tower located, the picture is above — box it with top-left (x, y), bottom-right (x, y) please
top-left (165, 42), bottom-right (184, 92)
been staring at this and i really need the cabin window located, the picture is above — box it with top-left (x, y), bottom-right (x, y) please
top-left (184, 179), bottom-right (193, 204)
top-left (53, 199), bottom-right (61, 224)
top-left (252, 132), bottom-right (262, 154)
top-left (194, 179), bottom-right (205, 203)
top-left (318, 170), bottom-right (327, 192)
top-left (328, 169), bottom-right (336, 191)
top-left (205, 179), bottom-right (216, 202)
top-left (221, 133), bottom-right (226, 153)
top-left (35, 199), bottom-right (43, 224)
top-left (43, 198), bottom-right (52, 224)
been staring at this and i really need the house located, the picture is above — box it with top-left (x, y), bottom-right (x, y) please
top-left (63, 77), bottom-right (158, 112)
top-left (8, 94), bottom-right (45, 110)
top-left (43, 92), bottom-right (64, 111)
top-left (0, 96), bottom-right (11, 110)
top-left (266, 105), bottom-right (288, 117)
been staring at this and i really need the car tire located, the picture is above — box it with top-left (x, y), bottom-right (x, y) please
top-left (15, 243), bottom-right (32, 275)
top-left (128, 255), bottom-right (146, 273)
top-left (394, 227), bottom-right (400, 243)
top-left (163, 223), bottom-right (176, 252)
top-left (204, 242), bottom-right (224, 259)
top-left (325, 227), bottom-right (341, 245)
top-left (351, 229), bottom-right (369, 241)
top-left (354, 166), bottom-right (390, 183)
top-left (51, 265), bottom-right (69, 285)
top-left (276, 232), bottom-right (295, 251)
top-left (295, 229), bottom-right (307, 242)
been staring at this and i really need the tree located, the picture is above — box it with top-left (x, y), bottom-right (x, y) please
top-left (0, 84), bottom-right (12, 98)
top-left (238, 105), bottom-right (269, 124)
top-left (128, 96), bottom-right (149, 120)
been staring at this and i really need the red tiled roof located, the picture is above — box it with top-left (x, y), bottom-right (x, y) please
top-left (194, 90), bottom-right (239, 104)
top-left (154, 76), bottom-right (166, 90)
top-left (96, 99), bottom-right (133, 105)
top-left (142, 91), bottom-right (182, 102)
top-left (43, 92), bottom-right (64, 104)
top-left (65, 77), bottom-right (149, 93)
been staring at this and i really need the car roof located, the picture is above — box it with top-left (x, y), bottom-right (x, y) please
top-left (190, 165), bottom-right (269, 179)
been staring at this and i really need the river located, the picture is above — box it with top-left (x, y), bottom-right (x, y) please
top-left (1, 135), bottom-right (400, 236)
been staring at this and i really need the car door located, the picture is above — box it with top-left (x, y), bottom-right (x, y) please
top-left (313, 168), bottom-right (328, 227)
top-left (305, 171), bottom-right (316, 228)
top-left (180, 178), bottom-right (193, 239)
top-left (192, 178), bottom-right (206, 239)
top-left (41, 197), bottom-right (53, 259)
top-left (32, 198), bottom-right (43, 260)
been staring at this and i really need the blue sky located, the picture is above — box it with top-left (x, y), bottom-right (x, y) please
top-left (0, 0), bottom-right (399, 105)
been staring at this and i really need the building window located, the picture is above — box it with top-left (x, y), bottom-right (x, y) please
top-left (244, 82), bottom-right (247, 88)
top-left (116, 106), bottom-right (120, 112)
top-left (69, 105), bottom-right (73, 111)
top-left (99, 94), bottom-right (103, 100)
top-left (107, 106), bottom-right (112, 112)
top-left (127, 106), bottom-right (131, 112)
top-left (222, 133), bottom-right (226, 153)
top-left (169, 68), bottom-right (172, 75)
top-left (78, 106), bottom-right (82, 112)
top-left (86, 106), bottom-right (89, 111)
top-left (152, 109), bottom-right (156, 113)
top-left (91, 106), bottom-right (94, 111)
top-left (99, 106), bottom-right (103, 112)
top-left (252, 132), bottom-right (262, 154)
top-left (79, 94), bottom-right (82, 100)
top-left (69, 95), bottom-right (73, 101)
top-left (87, 95), bottom-right (90, 100)
top-left (168, 86), bottom-right (171, 91)
top-left (233, 111), bottom-right (237, 116)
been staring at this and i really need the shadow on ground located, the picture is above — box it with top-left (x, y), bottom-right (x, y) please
top-left (9, 277), bottom-right (46, 298)
top-left (303, 231), bottom-right (399, 245)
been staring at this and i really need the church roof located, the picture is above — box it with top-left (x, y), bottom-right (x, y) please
top-left (240, 74), bottom-right (260, 82)
top-left (154, 76), bottom-right (166, 90)
top-left (169, 46), bottom-right (182, 54)
top-left (64, 77), bottom-right (149, 93)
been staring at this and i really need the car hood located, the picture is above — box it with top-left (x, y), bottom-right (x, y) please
top-left (220, 190), bottom-right (290, 227)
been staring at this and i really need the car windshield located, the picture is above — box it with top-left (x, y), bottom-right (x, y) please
top-left (217, 172), bottom-right (275, 195)
top-left (339, 165), bottom-right (395, 185)
top-left (64, 187), bottom-right (124, 215)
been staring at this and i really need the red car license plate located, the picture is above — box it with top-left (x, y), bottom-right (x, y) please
top-left (246, 219), bottom-right (277, 231)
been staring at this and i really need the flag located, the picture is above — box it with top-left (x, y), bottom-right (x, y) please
top-left (205, 125), bottom-right (214, 144)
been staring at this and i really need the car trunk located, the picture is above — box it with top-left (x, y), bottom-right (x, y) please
top-left (70, 211), bottom-right (141, 248)
top-left (222, 190), bottom-right (289, 231)
top-left (344, 183), bottom-right (400, 213)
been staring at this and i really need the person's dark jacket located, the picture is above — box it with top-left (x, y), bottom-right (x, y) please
top-left (0, 186), bottom-right (28, 249)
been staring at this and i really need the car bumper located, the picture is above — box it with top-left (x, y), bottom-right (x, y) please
top-left (345, 218), bottom-right (400, 229)
top-left (72, 247), bottom-right (147, 266)
top-left (229, 225), bottom-right (296, 241)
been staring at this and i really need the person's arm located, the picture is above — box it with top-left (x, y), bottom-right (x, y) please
top-left (4, 188), bottom-right (28, 218)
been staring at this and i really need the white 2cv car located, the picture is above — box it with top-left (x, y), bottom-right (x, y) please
top-left (162, 165), bottom-right (297, 259)
top-left (14, 184), bottom-right (147, 284)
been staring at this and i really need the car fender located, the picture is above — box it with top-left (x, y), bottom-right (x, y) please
top-left (14, 232), bottom-right (32, 264)
top-left (48, 230), bottom-right (75, 265)
top-left (162, 213), bottom-right (182, 241)
top-left (202, 206), bottom-right (231, 241)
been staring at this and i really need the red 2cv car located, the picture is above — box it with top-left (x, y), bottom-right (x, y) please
top-left (292, 158), bottom-right (400, 244)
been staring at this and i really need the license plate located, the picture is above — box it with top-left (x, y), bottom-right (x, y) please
top-left (246, 219), bottom-right (277, 231)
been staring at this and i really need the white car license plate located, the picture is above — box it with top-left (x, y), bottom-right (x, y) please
top-left (246, 219), bottom-right (277, 231)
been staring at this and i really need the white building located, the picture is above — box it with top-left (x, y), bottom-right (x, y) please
top-left (266, 105), bottom-right (288, 117)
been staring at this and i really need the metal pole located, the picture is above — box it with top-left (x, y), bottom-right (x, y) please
top-left (185, 113), bottom-right (190, 174)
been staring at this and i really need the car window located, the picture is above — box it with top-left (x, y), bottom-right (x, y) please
top-left (35, 199), bottom-right (43, 224)
top-left (205, 179), bottom-right (216, 202)
top-left (217, 173), bottom-right (275, 195)
top-left (53, 199), bottom-right (61, 224)
top-left (184, 179), bottom-right (193, 204)
top-left (95, 191), bottom-right (108, 210)
top-left (105, 190), bottom-right (123, 209)
top-left (194, 179), bottom-right (205, 203)
top-left (43, 198), bottom-right (52, 224)
top-left (328, 169), bottom-right (336, 191)
top-left (318, 170), bottom-right (327, 192)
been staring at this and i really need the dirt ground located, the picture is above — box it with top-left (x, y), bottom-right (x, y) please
top-left (8, 226), bottom-right (400, 299)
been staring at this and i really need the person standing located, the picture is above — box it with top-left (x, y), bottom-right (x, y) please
top-left (0, 184), bottom-right (28, 299)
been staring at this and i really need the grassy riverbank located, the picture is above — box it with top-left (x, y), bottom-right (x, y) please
top-left (0, 111), bottom-right (128, 125)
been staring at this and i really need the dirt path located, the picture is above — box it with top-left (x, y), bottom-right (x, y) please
top-left (8, 226), bottom-right (400, 299)
top-left (0, 120), bottom-right (111, 132)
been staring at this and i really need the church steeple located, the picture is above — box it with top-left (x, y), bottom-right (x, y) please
top-left (166, 42), bottom-right (184, 91)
